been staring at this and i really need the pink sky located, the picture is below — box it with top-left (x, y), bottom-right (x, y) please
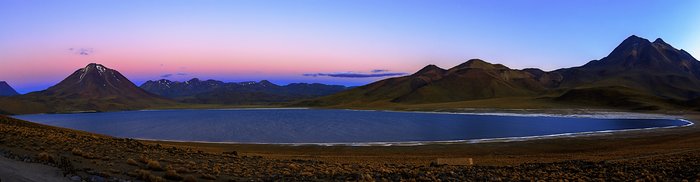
top-left (2, 1), bottom-right (699, 93)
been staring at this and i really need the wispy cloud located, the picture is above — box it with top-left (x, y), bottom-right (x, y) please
top-left (161, 72), bottom-right (188, 78)
top-left (303, 70), bottom-right (406, 78)
top-left (68, 48), bottom-right (94, 56)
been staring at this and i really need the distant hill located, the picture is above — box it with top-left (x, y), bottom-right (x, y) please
top-left (301, 35), bottom-right (700, 110)
top-left (298, 59), bottom-right (562, 106)
top-left (140, 78), bottom-right (348, 104)
top-left (0, 81), bottom-right (19, 96)
top-left (0, 63), bottom-right (174, 114)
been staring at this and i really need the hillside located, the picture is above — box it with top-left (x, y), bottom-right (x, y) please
top-left (301, 35), bottom-right (700, 110)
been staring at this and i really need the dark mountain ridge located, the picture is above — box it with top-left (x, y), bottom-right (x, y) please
top-left (303, 35), bottom-right (700, 110)
top-left (0, 81), bottom-right (20, 96)
top-left (140, 78), bottom-right (348, 104)
top-left (0, 63), bottom-right (173, 114)
top-left (2, 35), bottom-right (698, 113)
top-left (553, 35), bottom-right (700, 101)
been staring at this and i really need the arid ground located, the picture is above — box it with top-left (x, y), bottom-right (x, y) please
top-left (1, 113), bottom-right (700, 181)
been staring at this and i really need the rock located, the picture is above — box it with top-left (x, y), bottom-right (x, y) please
top-left (69, 175), bottom-right (81, 181)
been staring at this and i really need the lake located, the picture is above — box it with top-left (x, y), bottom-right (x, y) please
top-left (13, 109), bottom-right (691, 145)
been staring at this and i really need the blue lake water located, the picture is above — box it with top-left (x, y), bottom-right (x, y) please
top-left (13, 109), bottom-right (690, 144)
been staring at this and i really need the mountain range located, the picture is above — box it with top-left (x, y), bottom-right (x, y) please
top-left (140, 78), bottom-right (348, 104)
top-left (0, 63), bottom-right (173, 114)
top-left (1, 35), bottom-right (699, 114)
top-left (300, 35), bottom-right (700, 110)
top-left (0, 81), bottom-right (19, 96)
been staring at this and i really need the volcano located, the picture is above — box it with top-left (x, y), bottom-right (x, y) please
top-left (0, 63), bottom-right (173, 114)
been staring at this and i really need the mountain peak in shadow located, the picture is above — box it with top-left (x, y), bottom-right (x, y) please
top-left (556, 35), bottom-right (700, 100)
top-left (451, 59), bottom-right (509, 70)
top-left (412, 64), bottom-right (446, 76)
top-left (0, 81), bottom-right (20, 96)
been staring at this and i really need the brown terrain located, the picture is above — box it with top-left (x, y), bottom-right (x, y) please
top-left (2, 113), bottom-right (700, 181)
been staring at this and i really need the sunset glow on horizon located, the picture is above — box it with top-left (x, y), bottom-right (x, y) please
top-left (2, 0), bottom-right (699, 93)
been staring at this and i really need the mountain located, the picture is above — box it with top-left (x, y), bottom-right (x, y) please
top-left (302, 35), bottom-right (700, 110)
top-left (553, 35), bottom-right (700, 101)
top-left (0, 81), bottom-right (19, 96)
top-left (0, 63), bottom-right (173, 114)
top-left (300, 59), bottom-right (563, 106)
top-left (140, 78), bottom-right (225, 98)
top-left (140, 78), bottom-right (348, 104)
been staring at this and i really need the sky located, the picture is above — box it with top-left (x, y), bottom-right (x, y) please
top-left (1, 0), bottom-right (699, 93)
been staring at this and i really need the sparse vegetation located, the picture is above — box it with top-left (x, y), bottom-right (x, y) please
top-left (2, 114), bottom-right (700, 181)
top-left (71, 148), bottom-right (83, 156)
top-left (164, 169), bottom-right (183, 180)
top-left (183, 175), bottom-right (197, 182)
top-left (37, 152), bottom-right (54, 163)
top-left (146, 160), bottom-right (163, 171)
top-left (200, 173), bottom-right (217, 180)
top-left (126, 158), bottom-right (138, 166)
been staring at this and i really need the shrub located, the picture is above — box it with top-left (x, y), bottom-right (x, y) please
top-left (71, 148), bottom-right (83, 156)
top-left (212, 164), bottom-right (221, 175)
top-left (135, 169), bottom-right (151, 179)
top-left (135, 169), bottom-right (165, 182)
top-left (176, 166), bottom-right (191, 174)
top-left (127, 158), bottom-right (139, 166)
top-left (147, 160), bottom-right (163, 171)
top-left (139, 155), bottom-right (149, 164)
top-left (201, 173), bottom-right (216, 180)
top-left (223, 151), bottom-right (238, 156)
top-left (37, 152), bottom-right (54, 163)
top-left (164, 169), bottom-right (183, 180)
top-left (148, 175), bottom-right (166, 182)
top-left (183, 175), bottom-right (197, 182)
top-left (164, 164), bottom-right (173, 171)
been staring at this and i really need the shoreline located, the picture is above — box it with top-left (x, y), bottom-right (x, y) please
top-left (144, 115), bottom-right (700, 166)
top-left (13, 108), bottom-right (694, 147)
top-left (3, 112), bottom-right (700, 180)
top-left (133, 118), bottom-right (693, 147)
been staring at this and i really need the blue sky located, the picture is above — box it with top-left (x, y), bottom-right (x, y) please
top-left (1, 0), bottom-right (699, 93)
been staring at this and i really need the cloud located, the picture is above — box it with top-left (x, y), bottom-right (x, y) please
top-left (161, 72), bottom-right (188, 78)
top-left (68, 48), bottom-right (94, 56)
top-left (303, 70), bottom-right (407, 78)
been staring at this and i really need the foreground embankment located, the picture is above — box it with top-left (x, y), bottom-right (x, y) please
top-left (1, 114), bottom-right (700, 181)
